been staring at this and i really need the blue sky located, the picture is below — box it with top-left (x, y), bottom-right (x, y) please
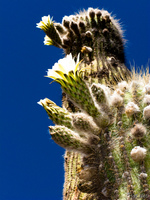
top-left (0, 0), bottom-right (149, 200)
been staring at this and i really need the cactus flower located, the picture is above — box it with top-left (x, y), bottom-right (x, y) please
top-left (47, 53), bottom-right (80, 80)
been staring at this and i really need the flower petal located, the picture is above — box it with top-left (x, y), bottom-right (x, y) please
top-left (47, 69), bottom-right (62, 79)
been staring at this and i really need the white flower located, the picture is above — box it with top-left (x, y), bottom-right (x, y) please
top-left (43, 35), bottom-right (52, 45)
top-left (131, 123), bottom-right (146, 139)
top-left (47, 53), bottom-right (80, 79)
top-left (36, 15), bottom-right (51, 29)
top-left (130, 146), bottom-right (147, 162)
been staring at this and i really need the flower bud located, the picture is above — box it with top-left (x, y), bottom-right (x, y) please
top-left (78, 21), bottom-right (86, 32)
top-left (78, 180), bottom-right (97, 193)
top-left (130, 146), bottom-right (147, 162)
top-left (143, 95), bottom-right (150, 105)
top-left (115, 89), bottom-right (124, 96)
top-left (130, 81), bottom-right (140, 89)
top-left (145, 84), bottom-right (150, 94)
top-left (125, 102), bottom-right (140, 117)
top-left (62, 16), bottom-right (70, 28)
top-left (88, 8), bottom-right (95, 19)
top-left (38, 98), bottom-right (72, 128)
top-left (139, 173), bottom-right (148, 179)
top-left (70, 21), bottom-right (80, 35)
top-left (95, 9), bottom-right (102, 18)
top-left (91, 83), bottom-right (110, 106)
top-left (85, 31), bottom-right (92, 38)
top-left (54, 23), bottom-right (66, 34)
top-left (111, 92), bottom-right (123, 107)
top-left (49, 125), bottom-right (94, 154)
top-left (72, 113), bottom-right (100, 136)
top-left (79, 166), bottom-right (97, 181)
top-left (131, 124), bottom-right (146, 139)
top-left (37, 98), bottom-right (51, 106)
top-left (118, 81), bottom-right (128, 92)
top-left (143, 105), bottom-right (150, 119)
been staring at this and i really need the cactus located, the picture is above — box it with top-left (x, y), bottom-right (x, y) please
top-left (37, 8), bottom-right (150, 200)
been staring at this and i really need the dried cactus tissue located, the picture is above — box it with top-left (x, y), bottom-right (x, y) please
top-left (37, 7), bottom-right (150, 200)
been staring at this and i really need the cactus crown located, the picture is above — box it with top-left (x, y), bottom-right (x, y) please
top-left (37, 7), bottom-right (150, 200)
top-left (37, 8), bottom-right (125, 62)
top-left (37, 8), bottom-right (131, 85)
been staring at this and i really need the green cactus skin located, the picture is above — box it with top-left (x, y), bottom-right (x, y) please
top-left (37, 8), bottom-right (150, 200)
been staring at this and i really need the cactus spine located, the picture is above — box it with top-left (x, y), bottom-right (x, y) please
top-left (37, 7), bottom-right (150, 200)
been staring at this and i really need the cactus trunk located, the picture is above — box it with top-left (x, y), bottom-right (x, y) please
top-left (37, 8), bottom-right (150, 200)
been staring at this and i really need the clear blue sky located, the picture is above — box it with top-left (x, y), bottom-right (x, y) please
top-left (0, 0), bottom-right (149, 200)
